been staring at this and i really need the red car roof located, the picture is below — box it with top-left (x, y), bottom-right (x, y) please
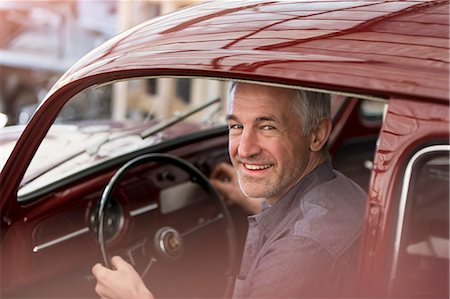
top-left (49, 0), bottom-right (449, 103)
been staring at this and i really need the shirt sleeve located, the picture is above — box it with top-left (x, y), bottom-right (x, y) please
top-left (241, 235), bottom-right (347, 298)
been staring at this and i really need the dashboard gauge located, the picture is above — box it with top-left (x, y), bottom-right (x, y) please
top-left (90, 197), bottom-right (125, 243)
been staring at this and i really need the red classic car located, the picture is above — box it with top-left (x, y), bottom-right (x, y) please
top-left (1, 1), bottom-right (448, 298)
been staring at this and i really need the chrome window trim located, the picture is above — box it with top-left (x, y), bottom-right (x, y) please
top-left (388, 144), bottom-right (450, 290)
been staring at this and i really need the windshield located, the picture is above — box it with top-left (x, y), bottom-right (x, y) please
top-left (18, 78), bottom-right (228, 197)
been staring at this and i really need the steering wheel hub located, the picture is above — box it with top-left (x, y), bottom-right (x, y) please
top-left (155, 227), bottom-right (184, 259)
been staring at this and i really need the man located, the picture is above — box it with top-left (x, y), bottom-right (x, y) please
top-left (92, 82), bottom-right (366, 298)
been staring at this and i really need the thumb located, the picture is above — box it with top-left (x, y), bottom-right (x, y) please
top-left (110, 256), bottom-right (131, 271)
top-left (92, 262), bottom-right (109, 278)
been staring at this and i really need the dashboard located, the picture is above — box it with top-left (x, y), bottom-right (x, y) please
top-left (6, 134), bottom-right (243, 298)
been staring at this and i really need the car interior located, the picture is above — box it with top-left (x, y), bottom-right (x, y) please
top-left (6, 78), bottom-right (389, 298)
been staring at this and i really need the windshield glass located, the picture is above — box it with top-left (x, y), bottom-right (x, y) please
top-left (18, 78), bottom-right (229, 197)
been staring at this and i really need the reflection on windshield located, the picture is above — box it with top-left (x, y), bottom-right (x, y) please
top-left (19, 78), bottom-right (228, 198)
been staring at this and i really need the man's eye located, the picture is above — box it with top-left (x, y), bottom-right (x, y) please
top-left (228, 124), bottom-right (243, 130)
top-left (261, 125), bottom-right (275, 130)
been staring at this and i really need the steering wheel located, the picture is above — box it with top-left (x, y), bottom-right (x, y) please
top-left (95, 153), bottom-right (238, 297)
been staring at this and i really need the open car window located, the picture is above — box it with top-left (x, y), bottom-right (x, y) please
top-left (17, 78), bottom-right (386, 201)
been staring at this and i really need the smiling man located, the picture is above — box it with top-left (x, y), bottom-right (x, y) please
top-left (226, 83), bottom-right (329, 204)
top-left (92, 82), bottom-right (367, 299)
top-left (213, 82), bottom-right (367, 298)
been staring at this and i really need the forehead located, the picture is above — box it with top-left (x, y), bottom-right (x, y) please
top-left (228, 83), bottom-right (298, 115)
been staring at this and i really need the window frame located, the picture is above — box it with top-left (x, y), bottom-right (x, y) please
top-left (388, 144), bottom-right (450, 293)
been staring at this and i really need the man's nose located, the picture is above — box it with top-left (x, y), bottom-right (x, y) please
top-left (238, 129), bottom-right (261, 158)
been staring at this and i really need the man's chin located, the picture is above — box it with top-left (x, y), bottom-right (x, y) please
top-left (241, 185), bottom-right (270, 199)
top-left (238, 177), bottom-right (273, 196)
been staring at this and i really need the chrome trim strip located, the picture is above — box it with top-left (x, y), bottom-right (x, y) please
top-left (129, 203), bottom-right (159, 217)
top-left (181, 213), bottom-right (224, 237)
top-left (389, 144), bottom-right (450, 288)
top-left (32, 202), bottom-right (159, 253)
top-left (33, 227), bottom-right (90, 253)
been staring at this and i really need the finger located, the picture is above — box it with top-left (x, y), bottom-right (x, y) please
top-left (92, 263), bottom-right (101, 275)
top-left (92, 262), bottom-right (110, 279)
top-left (210, 178), bottom-right (230, 193)
top-left (218, 163), bottom-right (235, 177)
top-left (110, 255), bottom-right (130, 271)
top-left (209, 164), bottom-right (223, 178)
top-left (210, 178), bottom-right (230, 195)
top-left (210, 162), bottom-right (231, 178)
top-left (221, 165), bottom-right (238, 183)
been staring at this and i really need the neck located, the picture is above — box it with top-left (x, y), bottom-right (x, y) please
top-left (265, 154), bottom-right (326, 206)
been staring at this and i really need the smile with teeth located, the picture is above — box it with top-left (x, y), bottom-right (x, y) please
top-left (244, 163), bottom-right (272, 170)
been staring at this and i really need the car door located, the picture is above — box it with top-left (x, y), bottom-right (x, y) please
top-left (388, 144), bottom-right (449, 297)
top-left (358, 97), bottom-right (449, 298)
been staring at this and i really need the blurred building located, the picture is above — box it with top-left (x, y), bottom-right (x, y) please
top-left (0, 0), bottom-right (219, 126)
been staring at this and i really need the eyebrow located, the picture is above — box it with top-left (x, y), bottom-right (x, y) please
top-left (255, 116), bottom-right (277, 122)
top-left (225, 115), bottom-right (278, 123)
top-left (225, 114), bottom-right (237, 122)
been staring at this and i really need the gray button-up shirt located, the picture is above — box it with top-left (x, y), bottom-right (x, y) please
top-left (232, 162), bottom-right (367, 298)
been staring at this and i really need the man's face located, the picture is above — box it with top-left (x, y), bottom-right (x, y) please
top-left (226, 83), bottom-right (314, 204)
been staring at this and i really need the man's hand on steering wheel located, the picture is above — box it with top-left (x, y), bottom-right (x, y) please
top-left (92, 256), bottom-right (154, 299)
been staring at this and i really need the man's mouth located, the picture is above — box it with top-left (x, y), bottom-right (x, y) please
top-left (244, 163), bottom-right (272, 170)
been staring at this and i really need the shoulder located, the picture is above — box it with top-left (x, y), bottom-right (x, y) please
top-left (293, 170), bottom-right (367, 258)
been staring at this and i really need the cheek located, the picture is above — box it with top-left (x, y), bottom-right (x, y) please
top-left (289, 141), bottom-right (310, 166)
top-left (275, 140), bottom-right (305, 166)
top-left (228, 137), bottom-right (238, 156)
top-left (271, 147), bottom-right (288, 165)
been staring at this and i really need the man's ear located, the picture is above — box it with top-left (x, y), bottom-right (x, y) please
top-left (309, 118), bottom-right (332, 152)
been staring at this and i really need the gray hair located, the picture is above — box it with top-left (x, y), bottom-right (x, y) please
top-left (293, 89), bottom-right (331, 135)
top-left (228, 81), bottom-right (331, 135)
